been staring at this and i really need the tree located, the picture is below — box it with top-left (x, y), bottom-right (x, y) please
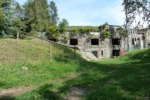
top-left (49, 1), bottom-right (59, 26)
top-left (117, 27), bottom-right (128, 38)
top-left (35, 18), bottom-right (48, 32)
top-left (0, 0), bottom-right (14, 37)
top-left (0, 8), bottom-right (5, 36)
top-left (58, 19), bottom-right (69, 33)
top-left (122, 0), bottom-right (150, 27)
top-left (24, 0), bottom-right (49, 33)
top-left (13, 2), bottom-right (26, 39)
top-left (14, 2), bottom-right (23, 17)
top-left (13, 17), bottom-right (27, 39)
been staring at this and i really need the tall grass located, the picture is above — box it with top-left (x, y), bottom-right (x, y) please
top-left (0, 39), bottom-right (80, 89)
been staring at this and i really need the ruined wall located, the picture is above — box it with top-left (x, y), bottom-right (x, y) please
top-left (64, 31), bottom-right (112, 58)
top-left (145, 29), bottom-right (150, 48)
top-left (75, 33), bottom-right (112, 58)
top-left (80, 38), bottom-right (112, 58)
top-left (63, 27), bottom-right (150, 58)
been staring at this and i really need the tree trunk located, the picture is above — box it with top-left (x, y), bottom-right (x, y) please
top-left (17, 30), bottom-right (19, 39)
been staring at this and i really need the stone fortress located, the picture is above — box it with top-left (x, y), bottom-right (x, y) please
top-left (61, 25), bottom-right (150, 59)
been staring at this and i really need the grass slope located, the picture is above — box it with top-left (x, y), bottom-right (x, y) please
top-left (0, 39), bottom-right (81, 89)
top-left (16, 49), bottom-right (150, 100)
top-left (0, 39), bottom-right (150, 100)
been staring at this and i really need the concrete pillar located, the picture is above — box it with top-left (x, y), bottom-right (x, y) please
top-left (140, 38), bottom-right (144, 49)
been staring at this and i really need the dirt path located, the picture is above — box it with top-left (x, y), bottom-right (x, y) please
top-left (0, 72), bottom-right (82, 98)
top-left (64, 87), bottom-right (86, 100)
top-left (0, 85), bottom-right (36, 98)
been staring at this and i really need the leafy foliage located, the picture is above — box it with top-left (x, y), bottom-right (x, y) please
top-left (58, 19), bottom-right (69, 33)
top-left (49, 1), bottom-right (59, 26)
top-left (66, 26), bottom-right (98, 32)
top-left (24, 0), bottom-right (49, 33)
top-left (99, 23), bottom-right (110, 39)
top-left (122, 0), bottom-right (150, 27)
top-left (14, 2), bottom-right (23, 17)
top-left (13, 17), bottom-right (27, 38)
top-left (0, 0), bottom-right (14, 37)
top-left (46, 26), bottom-right (60, 39)
top-left (64, 26), bottom-right (98, 38)
top-left (116, 27), bottom-right (128, 38)
top-left (101, 31), bottom-right (110, 38)
top-left (70, 29), bottom-right (77, 36)
top-left (0, 8), bottom-right (5, 35)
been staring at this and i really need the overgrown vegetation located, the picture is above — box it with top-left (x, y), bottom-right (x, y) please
top-left (99, 23), bottom-right (111, 40)
top-left (66, 26), bottom-right (99, 32)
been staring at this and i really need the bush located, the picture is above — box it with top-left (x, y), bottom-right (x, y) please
top-left (46, 26), bottom-right (60, 40)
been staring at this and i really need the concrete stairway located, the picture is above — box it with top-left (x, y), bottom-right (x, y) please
top-left (82, 52), bottom-right (98, 60)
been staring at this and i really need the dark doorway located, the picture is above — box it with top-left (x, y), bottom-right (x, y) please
top-left (91, 38), bottom-right (99, 45)
top-left (113, 50), bottom-right (120, 56)
top-left (101, 50), bottom-right (103, 56)
top-left (50, 39), bottom-right (57, 42)
top-left (92, 50), bottom-right (98, 58)
top-left (112, 38), bottom-right (120, 45)
top-left (70, 39), bottom-right (78, 45)
top-left (132, 38), bottom-right (134, 45)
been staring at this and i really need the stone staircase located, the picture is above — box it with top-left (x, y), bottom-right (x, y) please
top-left (82, 51), bottom-right (98, 60)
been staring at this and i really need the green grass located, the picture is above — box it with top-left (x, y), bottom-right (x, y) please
top-left (0, 39), bottom-right (150, 100)
top-left (0, 39), bottom-right (82, 89)
top-left (16, 49), bottom-right (150, 100)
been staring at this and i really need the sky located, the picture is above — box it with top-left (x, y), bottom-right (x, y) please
top-left (16, 0), bottom-right (125, 26)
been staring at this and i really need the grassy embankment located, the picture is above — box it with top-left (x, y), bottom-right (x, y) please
top-left (0, 39), bottom-right (83, 90)
top-left (0, 39), bottom-right (150, 100)
top-left (17, 49), bottom-right (150, 100)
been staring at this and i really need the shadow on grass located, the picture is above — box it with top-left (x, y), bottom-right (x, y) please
top-left (14, 46), bottom-right (150, 100)
top-left (37, 84), bottom-right (61, 100)
top-left (0, 96), bottom-right (15, 100)
top-left (16, 84), bottom-right (62, 100)
top-left (52, 48), bottom-right (150, 100)
top-left (57, 60), bottom-right (150, 99)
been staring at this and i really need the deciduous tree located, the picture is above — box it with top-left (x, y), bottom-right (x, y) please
top-left (24, 0), bottom-right (49, 33)
top-left (58, 19), bottom-right (69, 33)
top-left (0, 0), bottom-right (14, 37)
top-left (122, 0), bottom-right (150, 27)
top-left (49, 1), bottom-right (59, 26)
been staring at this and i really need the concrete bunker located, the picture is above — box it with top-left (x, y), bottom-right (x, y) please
top-left (91, 38), bottom-right (99, 45)
top-left (70, 38), bottom-right (78, 45)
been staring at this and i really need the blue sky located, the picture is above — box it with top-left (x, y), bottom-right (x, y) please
top-left (16, 0), bottom-right (125, 26)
